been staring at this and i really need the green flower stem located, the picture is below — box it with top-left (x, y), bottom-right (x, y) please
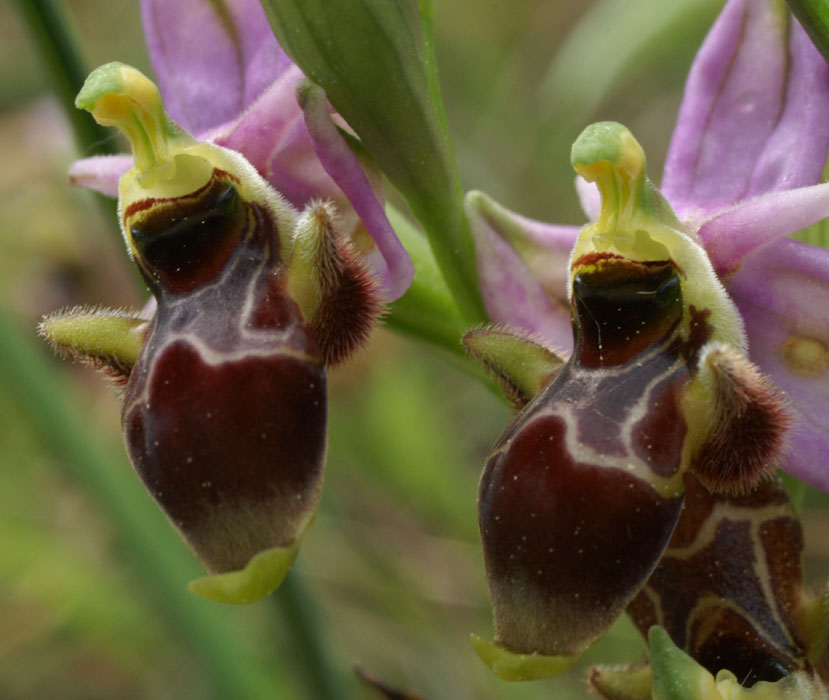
top-left (260, 0), bottom-right (488, 324)
top-left (385, 205), bottom-right (500, 392)
top-left (276, 573), bottom-right (359, 700)
top-left (415, 0), bottom-right (487, 325)
top-left (786, 0), bottom-right (829, 63)
top-left (12, 0), bottom-right (115, 157)
top-left (419, 0), bottom-right (452, 144)
top-left (386, 205), bottom-right (470, 356)
top-left (13, 0), bottom-right (120, 230)
top-left (0, 308), bottom-right (295, 699)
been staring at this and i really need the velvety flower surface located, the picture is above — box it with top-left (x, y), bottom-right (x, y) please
top-left (69, 0), bottom-right (413, 300)
top-left (469, 0), bottom-right (829, 490)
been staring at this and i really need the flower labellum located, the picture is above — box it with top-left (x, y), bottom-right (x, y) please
top-left (590, 473), bottom-right (829, 699)
top-left (39, 63), bottom-right (381, 603)
top-left (467, 122), bottom-right (790, 679)
top-left (627, 474), bottom-right (807, 689)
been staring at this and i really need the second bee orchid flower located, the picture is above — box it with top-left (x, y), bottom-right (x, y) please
top-left (468, 0), bottom-right (829, 491)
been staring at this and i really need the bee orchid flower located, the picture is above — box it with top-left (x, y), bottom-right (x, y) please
top-left (38, 0), bottom-right (414, 605)
top-left (467, 0), bottom-right (829, 491)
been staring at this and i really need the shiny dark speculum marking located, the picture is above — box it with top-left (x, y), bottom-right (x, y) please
top-left (130, 176), bottom-right (249, 295)
top-left (572, 258), bottom-right (681, 367)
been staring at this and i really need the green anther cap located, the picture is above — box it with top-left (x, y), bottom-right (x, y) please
top-left (571, 121), bottom-right (646, 183)
top-left (570, 122), bottom-right (682, 254)
top-left (76, 62), bottom-right (184, 174)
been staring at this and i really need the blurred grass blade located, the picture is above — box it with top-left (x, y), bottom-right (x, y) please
top-left (259, 0), bottom-right (487, 323)
top-left (276, 573), bottom-right (361, 700)
top-left (793, 218), bottom-right (829, 248)
top-left (786, 0), bottom-right (829, 63)
top-left (12, 0), bottom-right (116, 156)
top-left (538, 0), bottom-right (722, 126)
top-left (0, 308), bottom-right (294, 699)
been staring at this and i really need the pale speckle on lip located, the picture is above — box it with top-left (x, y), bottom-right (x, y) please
top-left (780, 335), bottom-right (827, 377)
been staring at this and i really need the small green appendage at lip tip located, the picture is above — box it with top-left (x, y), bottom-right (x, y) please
top-left (187, 543), bottom-right (300, 604)
top-left (469, 633), bottom-right (580, 681)
top-left (75, 61), bottom-right (181, 173)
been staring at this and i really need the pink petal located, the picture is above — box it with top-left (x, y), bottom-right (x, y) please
top-left (67, 155), bottom-right (132, 196)
top-left (297, 82), bottom-right (413, 302)
top-left (698, 183), bottom-right (829, 276)
top-left (465, 191), bottom-right (578, 351)
top-left (726, 238), bottom-right (829, 491)
top-left (662, 0), bottom-right (829, 218)
top-left (141, 0), bottom-right (292, 135)
top-left (140, 296), bottom-right (157, 320)
top-left (211, 66), bottom-right (342, 210)
top-left (744, 25), bottom-right (829, 197)
top-left (575, 176), bottom-right (600, 221)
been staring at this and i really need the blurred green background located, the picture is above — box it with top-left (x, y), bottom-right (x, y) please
top-left (4, 1), bottom-right (829, 698)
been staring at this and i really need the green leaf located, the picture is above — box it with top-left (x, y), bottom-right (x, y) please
top-left (259, 0), bottom-right (487, 323)
top-left (786, 0), bottom-right (829, 64)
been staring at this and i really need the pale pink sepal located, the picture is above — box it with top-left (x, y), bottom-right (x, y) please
top-left (726, 239), bottom-right (829, 491)
top-left (211, 66), bottom-right (345, 212)
top-left (141, 0), bottom-right (292, 135)
top-left (140, 296), bottom-right (157, 320)
top-left (662, 0), bottom-right (829, 218)
top-left (698, 183), bottom-right (829, 276)
top-left (466, 190), bottom-right (578, 351)
top-left (575, 176), bottom-right (600, 221)
top-left (297, 82), bottom-right (414, 302)
top-left (67, 155), bottom-right (132, 197)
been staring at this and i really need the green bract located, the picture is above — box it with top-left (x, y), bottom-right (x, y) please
top-left (258, 0), bottom-right (486, 322)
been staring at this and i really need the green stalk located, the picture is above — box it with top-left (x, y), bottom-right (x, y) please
top-left (12, 0), bottom-right (116, 156)
top-left (0, 308), bottom-right (293, 699)
top-left (386, 206), bottom-right (470, 357)
top-left (276, 573), bottom-right (359, 700)
top-left (416, 0), bottom-right (487, 325)
top-left (260, 0), bottom-right (488, 324)
top-left (786, 0), bottom-right (829, 64)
